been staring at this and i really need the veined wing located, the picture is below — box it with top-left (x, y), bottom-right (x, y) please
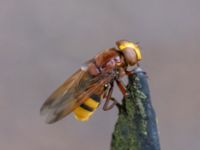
top-left (40, 68), bottom-right (113, 124)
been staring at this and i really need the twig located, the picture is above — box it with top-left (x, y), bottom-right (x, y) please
top-left (111, 67), bottom-right (160, 150)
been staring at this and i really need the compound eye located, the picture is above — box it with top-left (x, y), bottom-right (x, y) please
top-left (122, 48), bottom-right (138, 66)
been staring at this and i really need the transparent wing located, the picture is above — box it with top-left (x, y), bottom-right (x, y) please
top-left (40, 67), bottom-right (112, 124)
top-left (40, 69), bottom-right (85, 115)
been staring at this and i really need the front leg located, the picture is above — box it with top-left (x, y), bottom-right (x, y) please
top-left (125, 62), bottom-right (141, 76)
top-left (115, 79), bottom-right (128, 96)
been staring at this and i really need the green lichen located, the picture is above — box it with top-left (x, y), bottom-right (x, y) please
top-left (111, 71), bottom-right (160, 150)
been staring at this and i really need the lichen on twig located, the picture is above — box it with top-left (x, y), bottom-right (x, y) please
top-left (111, 68), bottom-right (160, 150)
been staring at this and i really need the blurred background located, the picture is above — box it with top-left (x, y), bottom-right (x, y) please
top-left (0, 0), bottom-right (200, 149)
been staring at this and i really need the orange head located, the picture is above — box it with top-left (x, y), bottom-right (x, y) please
top-left (116, 40), bottom-right (142, 66)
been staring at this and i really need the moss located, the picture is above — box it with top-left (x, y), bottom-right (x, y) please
top-left (111, 69), bottom-right (160, 150)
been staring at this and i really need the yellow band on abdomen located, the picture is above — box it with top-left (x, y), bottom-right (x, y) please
top-left (73, 94), bottom-right (100, 121)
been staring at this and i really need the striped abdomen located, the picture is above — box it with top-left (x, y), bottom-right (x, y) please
top-left (73, 94), bottom-right (100, 121)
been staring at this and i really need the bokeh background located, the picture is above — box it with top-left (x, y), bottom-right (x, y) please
top-left (0, 0), bottom-right (200, 150)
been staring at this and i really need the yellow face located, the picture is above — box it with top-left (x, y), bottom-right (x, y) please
top-left (116, 40), bottom-right (142, 66)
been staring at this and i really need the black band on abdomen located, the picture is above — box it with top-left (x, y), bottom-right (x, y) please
top-left (80, 103), bottom-right (94, 112)
top-left (90, 94), bottom-right (100, 102)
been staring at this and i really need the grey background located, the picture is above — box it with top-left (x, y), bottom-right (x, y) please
top-left (0, 0), bottom-right (200, 150)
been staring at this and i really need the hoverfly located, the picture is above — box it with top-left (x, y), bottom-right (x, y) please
top-left (40, 40), bottom-right (142, 123)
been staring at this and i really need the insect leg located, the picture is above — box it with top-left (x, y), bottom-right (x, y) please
top-left (110, 97), bottom-right (121, 109)
top-left (115, 79), bottom-right (128, 96)
top-left (103, 82), bottom-right (118, 111)
top-left (125, 62), bottom-right (140, 76)
top-left (125, 70), bottom-right (133, 76)
top-left (102, 84), bottom-right (109, 99)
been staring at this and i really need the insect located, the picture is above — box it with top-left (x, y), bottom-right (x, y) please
top-left (40, 40), bottom-right (142, 123)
